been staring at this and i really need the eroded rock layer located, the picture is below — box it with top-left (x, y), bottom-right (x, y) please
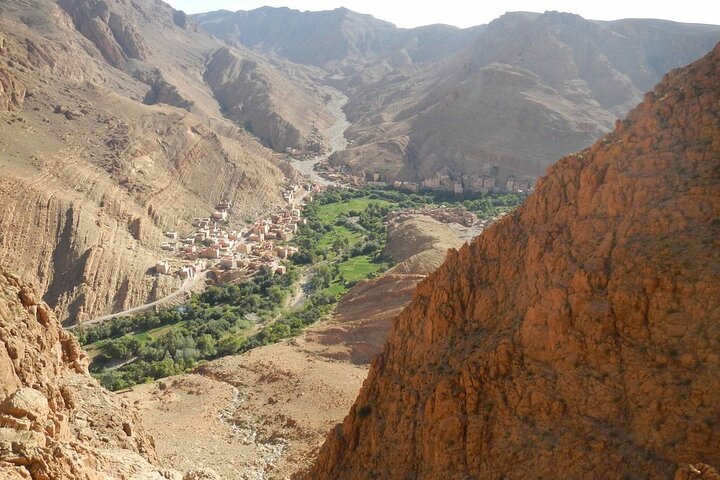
top-left (0, 269), bottom-right (175, 479)
top-left (310, 44), bottom-right (720, 479)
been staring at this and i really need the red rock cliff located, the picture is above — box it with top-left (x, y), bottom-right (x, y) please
top-left (309, 43), bottom-right (720, 479)
top-left (0, 270), bottom-right (177, 479)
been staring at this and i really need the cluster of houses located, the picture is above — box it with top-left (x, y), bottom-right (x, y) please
top-left (393, 173), bottom-right (534, 194)
top-left (154, 197), bottom-right (307, 279)
top-left (314, 159), bottom-right (535, 194)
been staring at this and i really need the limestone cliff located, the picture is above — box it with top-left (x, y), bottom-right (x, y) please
top-left (0, 270), bottom-right (173, 478)
top-left (310, 44), bottom-right (720, 479)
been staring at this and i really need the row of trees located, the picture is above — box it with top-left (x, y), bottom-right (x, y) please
top-left (83, 268), bottom-right (299, 390)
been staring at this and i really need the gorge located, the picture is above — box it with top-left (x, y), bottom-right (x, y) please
top-left (0, 1), bottom-right (718, 479)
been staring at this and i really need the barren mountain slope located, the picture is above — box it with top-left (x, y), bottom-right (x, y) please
top-left (333, 12), bottom-right (720, 182)
top-left (310, 44), bottom-right (720, 479)
top-left (204, 46), bottom-right (333, 153)
top-left (122, 213), bottom-right (467, 479)
top-left (0, 269), bottom-right (183, 479)
top-left (194, 6), bottom-right (482, 82)
top-left (0, 1), bottom-right (296, 323)
top-left (56, 0), bottom-right (333, 152)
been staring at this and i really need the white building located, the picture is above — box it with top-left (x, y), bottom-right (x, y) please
top-left (155, 261), bottom-right (171, 275)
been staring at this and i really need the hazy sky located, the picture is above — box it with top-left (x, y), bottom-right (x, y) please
top-left (165, 0), bottom-right (720, 28)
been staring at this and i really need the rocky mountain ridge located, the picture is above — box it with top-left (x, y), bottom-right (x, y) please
top-left (198, 7), bottom-right (720, 184)
top-left (330, 11), bottom-right (720, 183)
top-left (309, 43), bottom-right (720, 479)
top-left (193, 6), bottom-right (482, 75)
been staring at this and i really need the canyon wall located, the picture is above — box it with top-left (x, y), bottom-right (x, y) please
top-left (310, 43), bottom-right (720, 479)
top-left (0, 269), bottom-right (176, 478)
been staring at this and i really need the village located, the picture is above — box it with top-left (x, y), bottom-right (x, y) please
top-left (149, 153), bottom-right (524, 284)
top-left (153, 182), bottom-right (315, 281)
top-left (314, 159), bottom-right (536, 195)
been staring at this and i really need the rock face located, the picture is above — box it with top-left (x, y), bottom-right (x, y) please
top-left (332, 12), bottom-right (720, 182)
top-left (58, 0), bottom-right (149, 70)
top-left (0, 68), bottom-right (25, 112)
top-left (0, 270), bottom-right (176, 478)
top-left (309, 44), bottom-right (720, 479)
top-left (205, 47), bottom-right (332, 153)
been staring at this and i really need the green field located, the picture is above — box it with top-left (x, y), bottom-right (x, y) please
top-left (315, 197), bottom-right (390, 223)
top-left (339, 255), bottom-right (386, 282)
top-left (323, 282), bottom-right (348, 297)
top-left (318, 225), bottom-right (363, 249)
top-left (134, 321), bottom-right (188, 341)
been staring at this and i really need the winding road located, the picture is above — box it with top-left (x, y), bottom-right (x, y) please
top-left (66, 271), bottom-right (207, 331)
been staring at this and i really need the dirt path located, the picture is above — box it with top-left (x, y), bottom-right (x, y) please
top-left (68, 271), bottom-right (208, 330)
top-left (291, 272), bottom-right (312, 309)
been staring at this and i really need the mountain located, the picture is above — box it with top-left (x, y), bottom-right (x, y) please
top-left (309, 43), bottom-right (720, 479)
top-left (0, 0), bottom-right (333, 323)
top-left (197, 8), bottom-right (720, 186)
top-left (193, 6), bottom-right (482, 77)
top-left (332, 12), bottom-right (720, 183)
top-left (0, 269), bottom-right (179, 478)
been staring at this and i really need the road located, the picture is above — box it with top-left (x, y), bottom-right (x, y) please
top-left (67, 271), bottom-right (208, 331)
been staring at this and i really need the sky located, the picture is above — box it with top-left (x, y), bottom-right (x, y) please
top-left (164, 0), bottom-right (720, 28)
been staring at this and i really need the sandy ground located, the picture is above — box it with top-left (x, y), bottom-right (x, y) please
top-left (123, 336), bottom-right (367, 479)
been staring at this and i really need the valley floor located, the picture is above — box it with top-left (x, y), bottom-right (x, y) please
top-left (122, 328), bottom-right (367, 479)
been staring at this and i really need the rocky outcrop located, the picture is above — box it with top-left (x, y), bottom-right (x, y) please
top-left (310, 44), bottom-right (720, 479)
top-left (204, 48), bottom-right (294, 147)
top-left (0, 36), bottom-right (26, 112)
top-left (0, 67), bottom-right (25, 112)
top-left (309, 215), bottom-right (466, 364)
top-left (0, 270), bottom-right (178, 478)
top-left (140, 71), bottom-right (195, 111)
top-left (204, 47), bottom-right (328, 151)
top-left (58, 0), bottom-right (149, 70)
top-left (0, 1), bottom-right (289, 323)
